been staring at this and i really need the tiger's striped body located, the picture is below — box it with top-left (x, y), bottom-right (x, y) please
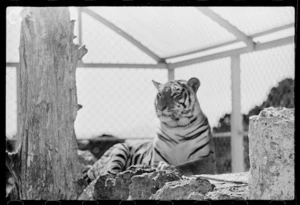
top-left (86, 78), bottom-right (215, 181)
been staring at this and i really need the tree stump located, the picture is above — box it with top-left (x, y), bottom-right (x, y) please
top-left (7, 7), bottom-right (88, 200)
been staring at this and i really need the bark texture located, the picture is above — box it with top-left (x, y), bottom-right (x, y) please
top-left (14, 7), bottom-right (87, 200)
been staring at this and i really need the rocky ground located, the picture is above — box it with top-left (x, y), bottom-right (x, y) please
top-left (77, 165), bottom-right (249, 200)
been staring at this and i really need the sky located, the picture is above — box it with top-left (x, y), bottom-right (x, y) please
top-left (6, 7), bottom-right (295, 140)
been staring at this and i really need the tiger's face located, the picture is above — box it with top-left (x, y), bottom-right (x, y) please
top-left (152, 77), bottom-right (201, 126)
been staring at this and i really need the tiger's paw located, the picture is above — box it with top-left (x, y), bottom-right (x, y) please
top-left (156, 161), bottom-right (182, 175)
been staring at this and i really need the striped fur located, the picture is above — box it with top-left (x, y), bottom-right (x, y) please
top-left (86, 77), bottom-right (215, 181)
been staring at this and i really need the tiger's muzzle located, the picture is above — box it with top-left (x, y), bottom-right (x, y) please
top-left (156, 87), bottom-right (175, 111)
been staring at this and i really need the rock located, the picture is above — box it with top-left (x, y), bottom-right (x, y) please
top-left (206, 192), bottom-right (231, 200)
top-left (129, 170), bottom-right (182, 199)
top-left (248, 107), bottom-right (294, 200)
top-left (205, 185), bottom-right (248, 200)
top-left (150, 177), bottom-right (214, 200)
top-left (77, 178), bottom-right (97, 200)
top-left (93, 165), bottom-right (156, 200)
top-left (79, 168), bottom-right (250, 200)
top-left (186, 192), bottom-right (208, 200)
top-left (195, 172), bottom-right (249, 200)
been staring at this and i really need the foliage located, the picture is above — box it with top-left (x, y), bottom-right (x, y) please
top-left (213, 78), bottom-right (294, 133)
top-left (212, 78), bottom-right (294, 172)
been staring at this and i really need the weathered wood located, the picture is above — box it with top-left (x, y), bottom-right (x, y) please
top-left (15, 7), bottom-right (87, 200)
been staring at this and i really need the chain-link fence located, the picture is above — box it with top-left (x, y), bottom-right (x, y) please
top-left (75, 67), bottom-right (167, 139)
top-left (6, 7), bottom-right (295, 175)
top-left (210, 44), bottom-right (295, 173)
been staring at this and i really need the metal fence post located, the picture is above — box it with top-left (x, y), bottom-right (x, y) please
top-left (230, 55), bottom-right (244, 172)
top-left (168, 66), bottom-right (174, 81)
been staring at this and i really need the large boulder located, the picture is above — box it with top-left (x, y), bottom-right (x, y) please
top-left (129, 170), bottom-right (182, 199)
top-left (248, 107), bottom-right (294, 200)
top-left (150, 177), bottom-right (215, 200)
top-left (93, 165), bottom-right (155, 200)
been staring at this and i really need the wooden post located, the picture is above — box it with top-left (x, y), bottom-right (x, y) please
top-left (9, 7), bottom-right (87, 200)
top-left (230, 55), bottom-right (244, 172)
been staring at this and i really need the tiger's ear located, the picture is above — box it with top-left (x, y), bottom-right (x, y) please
top-left (187, 77), bottom-right (200, 93)
top-left (152, 80), bottom-right (162, 90)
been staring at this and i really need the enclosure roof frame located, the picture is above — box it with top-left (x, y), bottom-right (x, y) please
top-left (6, 36), bottom-right (293, 69)
top-left (80, 7), bottom-right (165, 63)
top-left (195, 7), bottom-right (255, 51)
top-left (168, 36), bottom-right (294, 69)
top-left (6, 7), bottom-right (294, 69)
top-left (78, 7), bottom-right (294, 69)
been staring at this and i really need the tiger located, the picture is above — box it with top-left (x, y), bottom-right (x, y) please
top-left (83, 77), bottom-right (216, 183)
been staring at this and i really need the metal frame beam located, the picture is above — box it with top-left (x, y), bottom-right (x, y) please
top-left (77, 62), bottom-right (167, 69)
top-left (6, 36), bottom-right (293, 69)
top-left (6, 23), bottom-right (293, 70)
top-left (6, 62), bottom-right (19, 67)
top-left (196, 7), bottom-right (255, 50)
top-left (168, 36), bottom-right (294, 69)
top-left (6, 62), bottom-right (168, 69)
top-left (165, 40), bottom-right (240, 60)
top-left (164, 23), bottom-right (294, 60)
top-left (251, 23), bottom-right (294, 38)
top-left (81, 7), bottom-right (164, 63)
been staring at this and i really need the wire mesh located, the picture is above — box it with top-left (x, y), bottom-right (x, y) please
top-left (175, 58), bottom-right (232, 128)
top-left (81, 11), bottom-right (156, 64)
top-left (6, 7), bottom-right (22, 63)
top-left (88, 7), bottom-right (236, 59)
top-left (212, 135), bottom-right (251, 173)
top-left (6, 67), bottom-right (17, 139)
top-left (213, 136), bottom-right (232, 173)
top-left (6, 7), bottom-right (21, 140)
top-left (241, 44), bottom-right (295, 114)
top-left (75, 67), bottom-right (167, 139)
top-left (239, 44), bottom-right (295, 172)
top-left (5, 7), bottom-right (295, 176)
top-left (210, 7), bottom-right (295, 36)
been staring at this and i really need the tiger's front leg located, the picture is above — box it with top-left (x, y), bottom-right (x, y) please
top-left (76, 143), bottom-right (130, 193)
top-left (87, 143), bottom-right (130, 180)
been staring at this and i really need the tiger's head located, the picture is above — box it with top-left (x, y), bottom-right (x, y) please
top-left (152, 77), bottom-right (202, 127)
